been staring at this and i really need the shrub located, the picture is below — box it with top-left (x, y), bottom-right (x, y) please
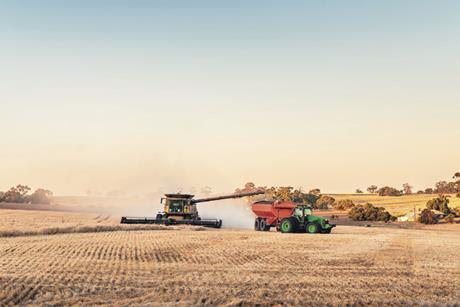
top-left (445, 214), bottom-right (456, 224)
top-left (315, 195), bottom-right (335, 209)
top-left (348, 203), bottom-right (395, 222)
top-left (457, 193), bottom-right (460, 198)
top-left (419, 209), bottom-right (438, 224)
top-left (333, 199), bottom-right (355, 211)
top-left (416, 190), bottom-right (424, 194)
top-left (425, 188), bottom-right (434, 194)
top-left (453, 207), bottom-right (460, 217)
top-left (355, 189), bottom-right (363, 194)
top-left (377, 186), bottom-right (402, 196)
top-left (426, 195), bottom-right (451, 215)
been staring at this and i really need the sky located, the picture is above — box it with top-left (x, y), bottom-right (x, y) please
top-left (1, 1), bottom-right (459, 196)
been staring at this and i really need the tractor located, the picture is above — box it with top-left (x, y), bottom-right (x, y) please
top-left (251, 200), bottom-right (335, 233)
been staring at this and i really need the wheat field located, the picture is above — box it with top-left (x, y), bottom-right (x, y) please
top-left (0, 209), bottom-right (459, 306)
top-left (329, 193), bottom-right (460, 216)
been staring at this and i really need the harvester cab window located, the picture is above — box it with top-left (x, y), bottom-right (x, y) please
top-left (168, 200), bottom-right (183, 213)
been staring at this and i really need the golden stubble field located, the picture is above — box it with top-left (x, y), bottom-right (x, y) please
top-left (0, 210), bottom-right (459, 306)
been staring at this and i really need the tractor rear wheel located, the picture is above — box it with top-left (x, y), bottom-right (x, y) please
top-left (280, 217), bottom-right (298, 233)
top-left (305, 222), bottom-right (321, 234)
top-left (254, 218), bottom-right (261, 231)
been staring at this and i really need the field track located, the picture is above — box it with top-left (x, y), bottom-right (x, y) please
top-left (1, 226), bottom-right (459, 306)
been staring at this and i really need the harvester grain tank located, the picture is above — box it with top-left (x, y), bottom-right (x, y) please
top-left (250, 200), bottom-right (335, 233)
top-left (121, 190), bottom-right (264, 228)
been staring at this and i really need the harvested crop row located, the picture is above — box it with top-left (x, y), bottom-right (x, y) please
top-left (0, 226), bottom-right (459, 306)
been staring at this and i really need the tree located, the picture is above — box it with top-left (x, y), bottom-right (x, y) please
top-left (333, 199), bottom-right (355, 210)
top-left (276, 186), bottom-right (294, 201)
top-left (453, 172), bottom-right (460, 179)
top-left (419, 209), bottom-right (438, 224)
top-left (316, 195), bottom-right (335, 209)
top-left (2, 185), bottom-right (31, 203)
top-left (355, 189), bottom-right (363, 194)
top-left (425, 188), bottom-right (434, 194)
top-left (402, 183), bottom-right (413, 195)
top-left (426, 195), bottom-right (451, 215)
top-left (0, 191), bottom-right (4, 202)
top-left (367, 185), bottom-right (378, 194)
top-left (377, 186), bottom-right (402, 196)
top-left (29, 189), bottom-right (53, 204)
top-left (243, 182), bottom-right (256, 190)
top-left (434, 181), bottom-right (458, 194)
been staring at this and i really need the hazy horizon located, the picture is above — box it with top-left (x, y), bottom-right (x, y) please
top-left (1, 1), bottom-right (459, 195)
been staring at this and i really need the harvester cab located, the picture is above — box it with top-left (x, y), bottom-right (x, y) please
top-left (159, 194), bottom-right (198, 219)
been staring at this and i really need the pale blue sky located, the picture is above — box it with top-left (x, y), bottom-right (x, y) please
top-left (1, 1), bottom-right (459, 195)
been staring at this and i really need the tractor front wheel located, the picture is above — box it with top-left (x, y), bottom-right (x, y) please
top-left (305, 222), bottom-right (321, 234)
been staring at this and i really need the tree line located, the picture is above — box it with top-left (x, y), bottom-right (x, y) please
top-left (0, 185), bottom-right (54, 205)
top-left (358, 172), bottom-right (460, 196)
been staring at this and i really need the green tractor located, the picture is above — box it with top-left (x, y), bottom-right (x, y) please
top-left (278, 205), bottom-right (335, 234)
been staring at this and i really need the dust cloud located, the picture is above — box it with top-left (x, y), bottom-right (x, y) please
top-left (54, 192), bottom-right (258, 229)
top-left (198, 199), bottom-right (255, 229)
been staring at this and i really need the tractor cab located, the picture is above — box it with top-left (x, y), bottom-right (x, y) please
top-left (294, 205), bottom-right (313, 219)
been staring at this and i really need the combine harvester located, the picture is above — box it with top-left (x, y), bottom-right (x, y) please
top-left (121, 190), bottom-right (264, 228)
top-left (251, 200), bottom-right (336, 233)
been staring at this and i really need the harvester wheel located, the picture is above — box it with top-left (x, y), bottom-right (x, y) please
top-left (280, 217), bottom-right (297, 233)
top-left (260, 219), bottom-right (270, 231)
top-left (305, 222), bottom-right (321, 234)
top-left (254, 218), bottom-right (261, 231)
